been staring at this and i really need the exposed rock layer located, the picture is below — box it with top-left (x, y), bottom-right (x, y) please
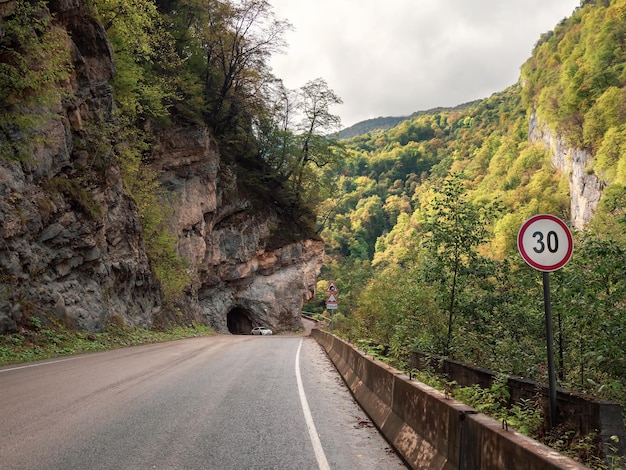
top-left (529, 111), bottom-right (604, 229)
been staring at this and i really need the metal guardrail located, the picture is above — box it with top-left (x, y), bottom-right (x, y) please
top-left (301, 311), bottom-right (330, 325)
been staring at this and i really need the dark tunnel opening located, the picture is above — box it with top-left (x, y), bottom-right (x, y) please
top-left (227, 307), bottom-right (253, 335)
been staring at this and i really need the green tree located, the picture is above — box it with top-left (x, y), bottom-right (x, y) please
top-left (558, 235), bottom-right (626, 395)
top-left (256, 78), bottom-right (345, 230)
top-left (254, 82), bottom-right (299, 178)
top-left (349, 195), bottom-right (385, 258)
top-left (422, 173), bottom-right (501, 356)
top-left (291, 78), bottom-right (344, 196)
top-left (199, 0), bottom-right (290, 137)
top-left (353, 263), bottom-right (443, 365)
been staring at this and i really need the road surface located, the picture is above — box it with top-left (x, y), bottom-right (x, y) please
top-left (0, 333), bottom-right (407, 469)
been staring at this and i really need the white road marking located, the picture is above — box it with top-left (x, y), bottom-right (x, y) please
top-left (295, 339), bottom-right (331, 470)
top-left (0, 355), bottom-right (86, 373)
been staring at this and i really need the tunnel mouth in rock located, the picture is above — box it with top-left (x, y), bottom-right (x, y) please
top-left (227, 307), bottom-right (253, 335)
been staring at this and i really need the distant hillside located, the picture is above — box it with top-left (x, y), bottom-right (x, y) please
top-left (337, 116), bottom-right (408, 139)
top-left (337, 101), bottom-right (483, 139)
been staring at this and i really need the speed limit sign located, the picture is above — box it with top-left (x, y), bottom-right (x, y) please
top-left (518, 214), bottom-right (573, 428)
top-left (517, 214), bottom-right (573, 272)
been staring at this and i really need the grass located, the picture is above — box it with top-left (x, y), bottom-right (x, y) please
top-left (0, 317), bottom-right (215, 367)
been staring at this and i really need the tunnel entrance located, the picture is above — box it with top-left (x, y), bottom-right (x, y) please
top-left (227, 307), bottom-right (253, 335)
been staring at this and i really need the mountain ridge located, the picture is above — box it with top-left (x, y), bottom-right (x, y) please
top-left (337, 100), bottom-right (484, 139)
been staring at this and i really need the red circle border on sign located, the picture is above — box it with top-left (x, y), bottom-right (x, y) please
top-left (517, 214), bottom-right (573, 272)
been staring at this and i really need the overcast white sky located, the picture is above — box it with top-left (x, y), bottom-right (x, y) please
top-left (269, 0), bottom-right (581, 128)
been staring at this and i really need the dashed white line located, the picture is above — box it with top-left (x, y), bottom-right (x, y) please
top-left (295, 339), bottom-right (331, 470)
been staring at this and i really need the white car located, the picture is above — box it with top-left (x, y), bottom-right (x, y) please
top-left (250, 326), bottom-right (273, 336)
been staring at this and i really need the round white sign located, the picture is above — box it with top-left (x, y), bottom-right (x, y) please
top-left (517, 214), bottom-right (573, 272)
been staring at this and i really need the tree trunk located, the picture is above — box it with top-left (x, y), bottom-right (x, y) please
top-left (444, 256), bottom-right (460, 357)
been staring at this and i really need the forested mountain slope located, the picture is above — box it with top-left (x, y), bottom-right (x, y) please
top-left (314, 0), bottom-right (626, 420)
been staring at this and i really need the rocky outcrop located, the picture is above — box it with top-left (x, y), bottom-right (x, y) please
top-left (0, 0), bottom-right (323, 334)
top-left (0, 0), bottom-right (161, 332)
top-left (529, 111), bottom-right (604, 229)
top-left (150, 126), bottom-right (324, 333)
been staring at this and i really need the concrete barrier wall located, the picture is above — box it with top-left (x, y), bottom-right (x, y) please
top-left (312, 329), bottom-right (589, 470)
top-left (411, 352), bottom-right (626, 458)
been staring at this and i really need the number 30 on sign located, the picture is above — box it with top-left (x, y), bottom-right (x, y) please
top-left (517, 214), bottom-right (573, 272)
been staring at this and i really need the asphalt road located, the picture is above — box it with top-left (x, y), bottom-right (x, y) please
top-left (0, 333), bottom-right (407, 469)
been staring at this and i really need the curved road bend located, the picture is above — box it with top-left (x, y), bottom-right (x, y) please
top-left (0, 334), bottom-right (407, 469)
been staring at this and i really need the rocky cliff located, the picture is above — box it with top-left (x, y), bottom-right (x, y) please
top-left (529, 111), bottom-right (604, 229)
top-left (149, 125), bottom-right (324, 334)
top-left (0, 0), bottom-right (323, 334)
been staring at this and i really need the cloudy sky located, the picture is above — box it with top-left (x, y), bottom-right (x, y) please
top-left (269, 0), bottom-right (581, 128)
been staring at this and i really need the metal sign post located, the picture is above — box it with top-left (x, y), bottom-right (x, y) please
top-left (517, 214), bottom-right (573, 429)
top-left (542, 271), bottom-right (558, 429)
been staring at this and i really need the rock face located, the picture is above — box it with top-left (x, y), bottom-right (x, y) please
top-left (0, 0), bottom-right (160, 333)
top-left (0, 0), bottom-right (323, 334)
top-left (150, 126), bottom-right (324, 333)
top-left (529, 111), bottom-right (604, 229)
